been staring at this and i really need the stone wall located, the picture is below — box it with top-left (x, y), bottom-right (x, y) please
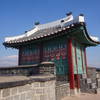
top-left (0, 75), bottom-right (56, 100)
top-left (1, 64), bottom-right (100, 100)
top-left (55, 74), bottom-right (70, 100)
top-left (0, 62), bottom-right (55, 76)
top-left (39, 62), bottom-right (55, 75)
top-left (87, 67), bottom-right (97, 83)
top-left (56, 83), bottom-right (70, 100)
top-left (80, 67), bottom-right (100, 94)
top-left (80, 78), bottom-right (97, 93)
top-left (0, 62), bottom-right (71, 100)
top-left (0, 65), bottom-right (39, 76)
top-left (80, 67), bottom-right (97, 93)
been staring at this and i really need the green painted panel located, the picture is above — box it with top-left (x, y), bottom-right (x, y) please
top-left (72, 40), bottom-right (77, 74)
top-left (76, 44), bottom-right (83, 74)
top-left (81, 47), bottom-right (86, 74)
top-left (54, 57), bottom-right (68, 75)
top-left (72, 40), bottom-right (85, 74)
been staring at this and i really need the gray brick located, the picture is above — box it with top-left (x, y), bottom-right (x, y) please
top-left (20, 93), bottom-right (26, 100)
top-left (2, 88), bottom-right (10, 97)
top-left (0, 90), bottom-right (2, 99)
top-left (40, 82), bottom-right (45, 87)
top-left (13, 95), bottom-right (20, 100)
top-left (5, 97), bottom-right (13, 100)
top-left (34, 82), bottom-right (40, 87)
top-left (40, 95), bottom-right (45, 100)
top-left (25, 91), bottom-right (33, 100)
top-left (11, 87), bottom-right (17, 96)
top-left (36, 89), bottom-right (44, 94)
top-left (40, 95), bottom-right (48, 100)
top-left (18, 84), bottom-right (31, 93)
top-left (33, 96), bottom-right (40, 100)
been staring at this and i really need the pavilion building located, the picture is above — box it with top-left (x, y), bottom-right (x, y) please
top-left (3, 13), bottom-right (100, 94)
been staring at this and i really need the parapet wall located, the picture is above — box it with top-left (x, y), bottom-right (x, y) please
top-left (0, 62), bottom-right (55, 76)
top-left (0, 75), bottom-right (56, 100)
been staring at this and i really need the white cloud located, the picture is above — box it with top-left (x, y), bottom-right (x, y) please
top-left (0, 55), bottom-right (18, 67)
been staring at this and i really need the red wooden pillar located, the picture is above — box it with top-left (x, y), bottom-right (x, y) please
top-left (68, 39), bottom-right (75, 89)
top-left (84, 48), bottom-right (88, 75)
top-left (76, 75), bottom-right (80, 89)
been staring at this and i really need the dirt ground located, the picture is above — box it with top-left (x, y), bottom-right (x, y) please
top-left (62, 93), bottom-right (100, 100)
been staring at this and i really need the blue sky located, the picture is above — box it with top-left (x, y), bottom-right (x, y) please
top-left (0, 0), bottom-right (100, 67)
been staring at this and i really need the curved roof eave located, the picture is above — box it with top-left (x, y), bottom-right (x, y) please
top-left (3, 23), bottom-right (100, 48)
top-left (83, 26), bottom-right (100, 46)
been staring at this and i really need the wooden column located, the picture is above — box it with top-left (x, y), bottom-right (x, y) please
top-left (68, 39), bottom-right (75, 89)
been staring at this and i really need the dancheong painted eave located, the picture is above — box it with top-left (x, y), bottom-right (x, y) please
top-left (3, 13), bottom-right (100, 48)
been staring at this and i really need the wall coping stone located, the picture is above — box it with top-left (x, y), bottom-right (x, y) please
top-left (0, 74), bottom-right (55, 89)
top-left (0, 64), bottom-right (38, 69)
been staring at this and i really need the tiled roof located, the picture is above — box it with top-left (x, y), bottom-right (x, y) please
top-left (3, 14), bottom-right (100, 47)
top-left (4, 14), bottom-right (84, 43)
top-left (4, 23), bottom-right (80, 45)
